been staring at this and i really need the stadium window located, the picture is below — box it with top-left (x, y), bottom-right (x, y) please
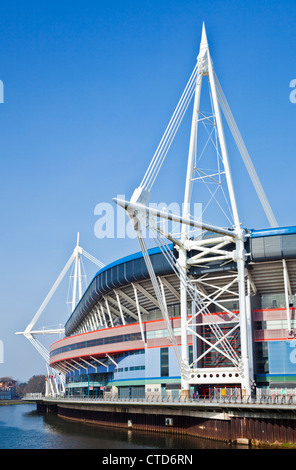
top-left (160, 347), bottom-right (169, 377)
top-left (188, 345), bottom-right (193, 366)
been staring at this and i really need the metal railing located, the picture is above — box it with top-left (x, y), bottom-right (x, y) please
top-left (24, 393), bottom-right (44, 399)
top-left (42, 392), bottom-right (296, 406)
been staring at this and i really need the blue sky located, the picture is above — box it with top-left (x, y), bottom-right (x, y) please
top-left (0, 0), bottom-right (295, 382)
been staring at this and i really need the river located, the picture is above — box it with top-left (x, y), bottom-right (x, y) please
top-left (0, 403), bottom-right (245, 450)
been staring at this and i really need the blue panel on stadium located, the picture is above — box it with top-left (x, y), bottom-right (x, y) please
top-left (268, 340), bottom-right (296, 374)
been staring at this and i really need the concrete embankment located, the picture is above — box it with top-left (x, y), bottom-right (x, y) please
top-left (31, 397), bottom-right (296, 447)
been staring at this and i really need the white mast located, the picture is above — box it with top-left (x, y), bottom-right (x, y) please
top-left (178, 23), bottom-right (250, 395)
top-left (179, 25), bottom-right (206, 394)
top-left (16, 233), bottom-right (105, 369)
top-left (114, 23), bottom-right (277, 398)
top-left (71, 232), bottom-right (83, 312)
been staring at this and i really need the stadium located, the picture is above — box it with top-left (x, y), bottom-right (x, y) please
top-left (49, 225), bottom-right (296, 399)
top-left (19, 24), bottom-right (296, 402)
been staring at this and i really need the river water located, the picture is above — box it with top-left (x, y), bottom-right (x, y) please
top-left (0, 403), bottom-right (244, 450)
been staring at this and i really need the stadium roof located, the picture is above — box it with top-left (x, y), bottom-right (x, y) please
top-left (64, 226), bottom-right (296, 336)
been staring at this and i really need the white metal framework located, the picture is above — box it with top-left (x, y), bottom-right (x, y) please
top-left (15, 233), bottom-right (105, 372)
top-left (114, 24), bottom-right (278, 396)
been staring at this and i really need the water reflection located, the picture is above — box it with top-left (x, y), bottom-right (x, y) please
top-left (0, 404), bottom-right (237, 450)
top-left (42, 409), bottom-right (233, 449)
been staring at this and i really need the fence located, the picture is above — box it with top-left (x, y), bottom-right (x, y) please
top-left (256, 387), bottom-right (296, 404)
top-left (42, 391), bottom-right (296, 406)
top-left (24, 393), bottom-right (44, 399)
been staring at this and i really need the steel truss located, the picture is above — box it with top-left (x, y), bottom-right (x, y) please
top-left (114, 24), bottom-right (278, 396)
top-left (15, 233), bottom-right (105, 384)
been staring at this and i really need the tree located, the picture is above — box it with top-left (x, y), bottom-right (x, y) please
top-left (23, 375), bottom-right (46, 394)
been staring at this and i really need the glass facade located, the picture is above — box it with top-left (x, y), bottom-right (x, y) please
top-left (114, 366), bottom-right (145, 373)
top-left (255, 319), bottom-right (296, 330)
top-left (260, 293), bottom-right (286, 309)
top-left (254, 342), bottom-right (269, 375)
top-left (58, 282), bottom-right (296, 395)
top-left (51, 332), bottom-right (142, 358)
top-left (118, 386), bottom-right (145, 399)
top-left (146, 327), bottom-right (181, 339)
top-left (141, 303), bottom-right (185, 322)
top-left (160, 348), bottom-right (169, 377)
top-left (200, 323), bottom-right (240, 368)
top-left (253, 296), bottom-right (296, 386)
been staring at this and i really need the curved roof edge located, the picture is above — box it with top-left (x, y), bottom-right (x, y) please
top-left (249, 225), bottom-right (296, 238)
top-left (64, 226), bottom-right (296, 337)
top-left (65, 244), bottom-right (174, 336)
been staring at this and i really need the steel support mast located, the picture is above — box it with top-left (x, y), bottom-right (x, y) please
top-left (16, 234), bottom-right (105, 371)
top-left (114, 23), bottom-right (278, 398)
top-left (179, 31), bottom-right (204, 395)
top-left (179, 24), bottom-right (251, 396)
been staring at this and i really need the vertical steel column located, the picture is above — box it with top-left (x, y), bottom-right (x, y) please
top-left (192, 298), bottom-right (198, 368)
top-left (77, 252), bottom-right (82, 300)
top-left (100, 304), bottom-right (107, 328)
top-left (179, 51), bottom-right (204, 395)
top-left (133, 284), bottom-right (146, 345)
top-left (283, 259), bottom-right (292, 333)
top-left (72, 233), bottom-right (83, 312)
top-left (104, 297), bottom-right (114, 328)
top-left (207, 46), bottom-right (251, 396)
top-left (114, 290), bottom-right (126, 325)
top-left (72, 254), bottom-right (79, 312)
top-left (246, 277), bottom-right (254, 381)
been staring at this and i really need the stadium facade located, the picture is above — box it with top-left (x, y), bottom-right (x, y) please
top-left (49, 225), bottom-right (296, 398)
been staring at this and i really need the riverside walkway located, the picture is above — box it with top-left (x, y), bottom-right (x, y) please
top-left (24, 392), bottom-right (296, 410)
